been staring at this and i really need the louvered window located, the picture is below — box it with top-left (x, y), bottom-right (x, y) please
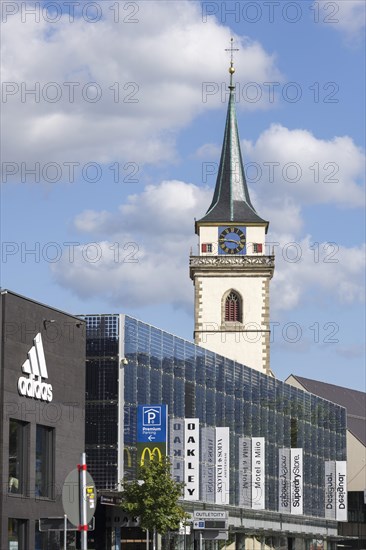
top-left (225, 291), bottom-right (241, 322)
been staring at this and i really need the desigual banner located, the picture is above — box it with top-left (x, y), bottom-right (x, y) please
top-left (324, 461), bottom-right (336, 519)
top-left (278, 448), bottom-right (291, 513)
top-left (336, 461), bottom-right (347, 521)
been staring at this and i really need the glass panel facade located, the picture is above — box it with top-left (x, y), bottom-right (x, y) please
top-left (8, 419), bottom-right (28, 495)
top-left (83, 314), bottom-right (119, 490)
top-left (83, 314), bottom-right (347, 519)
top-left (35, 425), bottom-right (55, 498)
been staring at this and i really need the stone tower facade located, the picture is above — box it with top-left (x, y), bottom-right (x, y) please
top-left (190, 60), bottom-right (274, 375)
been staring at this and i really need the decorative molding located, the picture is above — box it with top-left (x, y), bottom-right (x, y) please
top-left (190, 255), bottom-right (274, 267)
top-left (190, 255), bottom-right (275, 281)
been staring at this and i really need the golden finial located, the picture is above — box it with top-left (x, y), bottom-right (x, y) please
top-left (225, 37), bottom-right (239, 88)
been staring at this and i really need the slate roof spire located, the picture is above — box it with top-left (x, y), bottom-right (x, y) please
top-left (197, 39), bottom-right (268, 230)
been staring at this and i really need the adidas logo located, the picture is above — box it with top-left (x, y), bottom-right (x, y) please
top-left (17, 333), bottom-right (53, 402)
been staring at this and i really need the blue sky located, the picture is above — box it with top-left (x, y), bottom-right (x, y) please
top-left (1, 0), bottom-right (365, 389)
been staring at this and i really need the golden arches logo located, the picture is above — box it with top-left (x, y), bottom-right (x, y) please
top-left (140, 446), bottom-right (163, 465)
top-left (124, 448), bottom-right (132, 467)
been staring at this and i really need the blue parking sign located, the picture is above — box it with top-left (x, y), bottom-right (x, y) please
top-left (137, 404), bottom-right (167, 443)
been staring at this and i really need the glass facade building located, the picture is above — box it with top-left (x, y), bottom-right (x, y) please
top-left (84, 313), bottom-right (346, 524)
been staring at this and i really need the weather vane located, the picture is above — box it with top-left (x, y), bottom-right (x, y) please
top-left (225, 37), bottom-right (239, 87)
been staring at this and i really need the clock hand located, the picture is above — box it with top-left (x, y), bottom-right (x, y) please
top-left (221, 239), bottom-right (240, 244)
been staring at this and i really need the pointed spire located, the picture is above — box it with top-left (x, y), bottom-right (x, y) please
top-left (197, 38), bottom-right (268, 230)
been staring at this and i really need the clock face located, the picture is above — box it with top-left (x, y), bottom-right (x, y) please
top-left (218, 226), bottom-right (246, 254)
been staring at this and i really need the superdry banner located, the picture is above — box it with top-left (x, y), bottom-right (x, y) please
top-left (170, 418), bottom-right (184, 484)
top-left (215, 427), bottom-right (230, 505)
top-left (251, 437), bottom-right (265, 510)
top-left (278, 448), bottom-right (291, 513)
top-left (238, 437), bottom-right (251, 507)
top-left (335, 461), bottom-right (347, 521)
top-left (325, 461), bottom-right (336, 519)
top-left (290, 448), bottom-right (303, 515)
top-left (184, 419), bottom-right (199, 501)
top-left (201, 427), bottom-right (215, 503)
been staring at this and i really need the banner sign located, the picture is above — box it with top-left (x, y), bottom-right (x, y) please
top-left (215, 427), bottom-right (230, 505)
top-left (335, 461), bottom-right (347, 521)
top-left (184, 419), bottom-right (200, 501)
top-left (169, 418), bottom-right (185, 484)
top-left (290, 448), bottom-right (303, 515)
top-left (325, 461), bottom-right (336, 519)
top-left (137, 405), bottom-right (167, 466)
top-left (278, 448), bottom-right (291, 513)
top-left (201, 427), bottom-right (215, 503)
top-left (252, 437), bottom-right (265, 509)
top-left (238, 437), bottom-right (251, 507)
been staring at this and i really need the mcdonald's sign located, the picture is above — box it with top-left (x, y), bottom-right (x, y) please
top-left (140, 446), bottom-right (163, 465)
top-left (137, 442), bottom-right (166, 467)
top-left (124, 447), bottom-right (132, 468)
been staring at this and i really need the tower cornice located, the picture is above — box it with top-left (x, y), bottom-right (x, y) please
top-left (189, 255), bottom-right (275, 280)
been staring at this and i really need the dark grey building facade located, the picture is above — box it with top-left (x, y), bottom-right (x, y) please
top-left (0, 290), bottom-right (86, 550)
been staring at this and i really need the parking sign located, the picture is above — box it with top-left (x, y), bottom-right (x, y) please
top-left (137, 404), bottom-right (167, 443)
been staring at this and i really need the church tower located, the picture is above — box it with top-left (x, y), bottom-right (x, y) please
top-left (190, 42), bottom-right (275, 375)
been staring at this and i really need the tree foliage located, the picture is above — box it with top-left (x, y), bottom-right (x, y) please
top-left (120, 456), bottom-right (189, 535)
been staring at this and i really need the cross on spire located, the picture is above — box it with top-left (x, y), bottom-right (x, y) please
top-left (225, 37), bottom-right (239, 87)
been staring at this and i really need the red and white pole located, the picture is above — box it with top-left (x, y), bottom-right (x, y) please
top-left (78, 452), bottom-right (88, 550)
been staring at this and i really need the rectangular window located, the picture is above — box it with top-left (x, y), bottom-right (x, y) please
top-left (35, 425), bottom-right (55, 499)
top-left (253, 243), bottom-right (263, 253)
top-left (8, 419), bottom-right (29, 495)
top-left (201, 243), bottom-right (212, 253)
top-left (8, 518), bottom-right (28, 550)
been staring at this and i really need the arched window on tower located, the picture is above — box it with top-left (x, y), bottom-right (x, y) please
top-left (224, 291), bottom-right (242, 322)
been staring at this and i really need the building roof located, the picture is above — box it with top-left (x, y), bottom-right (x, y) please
top-left (289, 375), bottom-right (366, 446)
top-left (0, 288), bottom-right (85, 323)
top-left (197, 80), bottom-right (268, 230)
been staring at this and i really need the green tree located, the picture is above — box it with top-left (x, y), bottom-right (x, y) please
top-left (120, 456), bottom-right (189, 538)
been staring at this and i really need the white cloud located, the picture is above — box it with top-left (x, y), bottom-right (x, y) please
top-left (52, 180), bottom-right (211, 309)
top-left (194, 143), bottom-right (221, 160)
top-left (52, 179), bottom-right (365, 315)
top-left (270, 234), bottom-right (365, 313)
top-left (243, 125), bottom-right (365, 218)
top-left (315, 0), bottom-right (366, 43)
top-left (1, 1), bottom-right (281, 169)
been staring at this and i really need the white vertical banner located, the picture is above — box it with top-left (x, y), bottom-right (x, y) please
top-left (324, 461), bottom-right (336, 519)
top-left (278, 448), bottom-right (291, 513)
top-left (201, 427), bottom-right (215, 502)
top-left (251, 437), bottom-right (265, 510)
top-left (215, 427), bottom-right (230, 505)
top-left (336, 461), bottom-right (347, 521)
top-left (290, 448), bottom-right (303, 515)
top-left (238, 437), bottom-right (252, 507)
top-left (169, 418), bottom-right (184, 484)
top-left (184, 419), bottom-right (199, 501)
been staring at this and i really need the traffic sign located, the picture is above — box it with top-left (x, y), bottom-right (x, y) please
top-left (62, 469), bottom-right (96, 527)
top-left (193, 520), bottom-right (227, 530)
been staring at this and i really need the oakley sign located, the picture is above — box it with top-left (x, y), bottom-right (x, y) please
top-left (18, 333), bottom-right (53, 402)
